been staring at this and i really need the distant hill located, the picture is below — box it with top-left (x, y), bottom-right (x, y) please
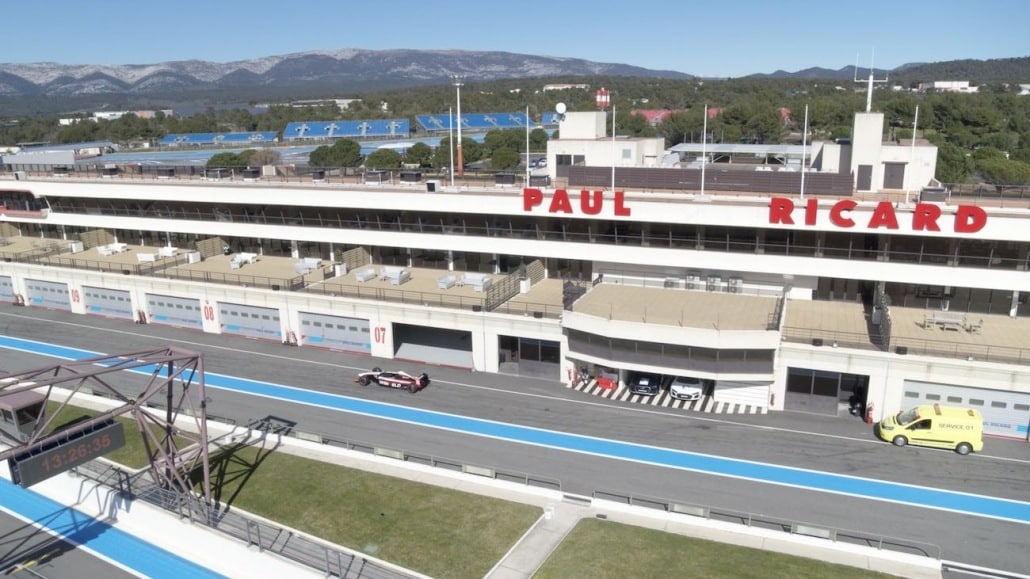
top-left (749, 56), bottom-right (1030, 83)
top-left (0, 50), bottom-right (1026, 117)
top-left (0, 48), bottom-right (690, 100)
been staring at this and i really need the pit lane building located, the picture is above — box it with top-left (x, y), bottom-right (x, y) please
top-left (1, 104), bottom-right (1028, 442)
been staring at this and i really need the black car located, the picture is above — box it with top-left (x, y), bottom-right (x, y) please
top-left (628, 373), bottom-right (661, 396)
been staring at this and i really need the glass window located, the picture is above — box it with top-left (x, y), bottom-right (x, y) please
top-left (1014, 403), bottom-right (1029, 412)
top-left (947, 396), bottom-right (962, 403)
top-left (991, 401), bottom-right (1007, 409)
top-left (969, 399), bottom-right (984, 406)
top-left (925, 394), bottom-right (941, 401)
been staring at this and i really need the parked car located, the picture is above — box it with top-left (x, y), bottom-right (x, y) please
top-left (669, 376), bottom-right (705, 401)
top-left (628, 373), bottom-right (661, 396)
top-left (355, 367), bottom-right (430, 393)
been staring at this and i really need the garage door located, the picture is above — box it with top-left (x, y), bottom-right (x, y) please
top-left (903, 380), bottom-right (1030, 441)
top-left (83, 286), bottom-right (134, 321)
top-left (0, 275), bottom-right (12, 301)
top-left (219, 302), bottom-right (281, 341)
top-left (146, 294), bottom-right (203, 329)
top-left (25, 279), bottom-right (71, 311)
top-left (784, 368), bottom-right (840, 415)
top-left (299, 312), bottom-right (370, 353)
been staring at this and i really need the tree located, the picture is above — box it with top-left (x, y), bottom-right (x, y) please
top-left (405, 142), bottom-right (433, 167)
top-left (976, 157), bottom-right (1030, 185)
top-left (935, 143), bottom-right (974, 183)
top-left (529, 128), bottom-right (549, 151)
top-left (206, 152), bottom-right (245, 167)
top-left (308, 138), bottom-right (361, 167)
top-left (248, 148), bottom-right (282, 166)
top-left (364, 148), bottom-right (402, 169)
top-left (489, 147), bottom-right (520, 170)
top-left (483, 129), bottom-right (524, 155)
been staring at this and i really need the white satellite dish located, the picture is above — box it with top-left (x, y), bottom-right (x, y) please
top-left (555, 102), bottom-right (567, 115)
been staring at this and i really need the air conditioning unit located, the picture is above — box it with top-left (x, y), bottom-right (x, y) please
top-left (685, 273), bottom-right (699, 290)
top-left (728, 277), bottom-right (743, 294)
top-left (706, 275), bottom-right (721, 292)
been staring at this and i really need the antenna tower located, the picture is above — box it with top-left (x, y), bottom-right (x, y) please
top-left (854, 51), bottom-right (888, 112)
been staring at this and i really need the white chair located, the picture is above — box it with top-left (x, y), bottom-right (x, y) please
top-left (355, 267), bottom-right (377, 282)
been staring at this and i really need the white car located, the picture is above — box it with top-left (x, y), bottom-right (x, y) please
top-left (669, 376), bottom-right (704, 401)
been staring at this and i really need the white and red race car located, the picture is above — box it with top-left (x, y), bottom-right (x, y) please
top-left (355, 367), bottom-right (430, 393)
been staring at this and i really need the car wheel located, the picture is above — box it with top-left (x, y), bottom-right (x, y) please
top-left (955, 442), bottom-right (972, 455)
top-left (408, 383), bottom-right (416, 393)
top-left (359, 376), bottom-right (369, 386)
top-left (892, 435), bottom-right (907, 447)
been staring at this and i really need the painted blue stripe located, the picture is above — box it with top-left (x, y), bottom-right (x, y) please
top-left (0, 480), bottom-right (225, 578)
top-left (2, 335), bottom-right (1028, 526)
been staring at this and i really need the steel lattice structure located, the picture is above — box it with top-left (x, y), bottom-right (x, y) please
top-left (0, 346), bottom-right (212, 502)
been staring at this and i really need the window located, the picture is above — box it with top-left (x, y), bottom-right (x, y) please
top-left (969, 399), bottom-right (984, 406)
top-left (925, 394), bottom-right (941, 401)
top-left (1014, 404), bottom-right (1029, 412)
top-left (991, 401), bottom-right (1007, 409)
top-left (947, 396), bottom-right (962, 403)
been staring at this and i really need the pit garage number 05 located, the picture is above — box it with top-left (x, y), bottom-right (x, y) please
top-left (355, 367), bottom-right (431, 393)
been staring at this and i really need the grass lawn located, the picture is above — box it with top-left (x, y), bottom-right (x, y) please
top-left (535, 518), bottom-right (896, 579)
top-left (44, 402), bottom-right (900, 579)
top-left (206, 444), bottom-right (540, 579)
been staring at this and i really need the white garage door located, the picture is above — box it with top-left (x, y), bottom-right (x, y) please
top-left (903, 380), bottom-right (1030, 441)
top-left (83, 286), bottom-right (134, 321)
top-left (298, 312), bottom-right (370, 353)
top-left (219, 302), bottom-right (282, 341)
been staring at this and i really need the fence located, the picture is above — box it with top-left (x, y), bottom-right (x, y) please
top-left (591, 488), bottom-right (942, 562)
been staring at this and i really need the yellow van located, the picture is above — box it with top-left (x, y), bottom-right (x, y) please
top-left (876, 403), bottom-right (983, 455)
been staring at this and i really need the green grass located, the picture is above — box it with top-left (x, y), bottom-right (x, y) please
top-left (205, 444), bottom-right (540, 579)
top-left (46, 402), bottom-right (899, 579)
top-left (535, 518), bottom-right (896, 579)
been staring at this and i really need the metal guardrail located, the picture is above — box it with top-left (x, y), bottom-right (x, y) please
top-left (72, 460), bottom-right (416, 579)
top-left (591, 488), bottom-right (942, 561)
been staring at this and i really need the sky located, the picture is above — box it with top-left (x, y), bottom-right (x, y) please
top-left (3, 0), bottom-right (1028, 78)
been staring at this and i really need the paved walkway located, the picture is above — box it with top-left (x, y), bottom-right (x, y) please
top-left (9, 390), bottom-right (944, 579)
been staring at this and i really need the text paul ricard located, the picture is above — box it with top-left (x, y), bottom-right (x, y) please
top-left (521, 188), bottom-right (987, 233)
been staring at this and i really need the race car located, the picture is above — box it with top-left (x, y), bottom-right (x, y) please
top-left (355, 367), bottom-right (430, 393)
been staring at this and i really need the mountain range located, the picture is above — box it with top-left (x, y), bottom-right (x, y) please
top-left (0, 48), bottom-right (690, 99)
top-left (0, 49), bottom-right (1025, 114)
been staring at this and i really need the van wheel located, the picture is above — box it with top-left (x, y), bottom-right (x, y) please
top-left (955, 442), bottom-right (972, 455)
top-left (892, 435), bottom-right (908, 447)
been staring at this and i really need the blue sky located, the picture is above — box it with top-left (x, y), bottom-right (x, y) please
top-left (4, 0), bottom-right (1027, 77)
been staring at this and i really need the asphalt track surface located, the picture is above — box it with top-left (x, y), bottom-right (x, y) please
top-left (1, 306), bottom-right (1029, 574)
top-left (0, 509), bottom-right (138, 579)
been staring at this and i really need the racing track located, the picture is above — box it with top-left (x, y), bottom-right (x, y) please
top-left (2, 334), bottom-right (1029, 527)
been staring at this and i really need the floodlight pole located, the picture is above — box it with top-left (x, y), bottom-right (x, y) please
top-left (453, 76), bottom-right (464, 178)
top-left (611, 104), bottom-right (616, 192)
top-left (448, 106), bottom-right (454, 187)
top-left (700, 104), bottom-right (708, 197)
top-left (523, 104), bottom-right (531, 184)
top-left (800, 104), bottom-right (809, 199)
top-left (905, 105), bottom-right (919, 204)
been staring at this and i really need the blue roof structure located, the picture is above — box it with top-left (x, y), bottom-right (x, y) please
top-left (281, 119), bottom-right (410, 140)
top-left (159, 132), bottom-right (278, 146)
top-left (416, 112), bottom-right (535, 133)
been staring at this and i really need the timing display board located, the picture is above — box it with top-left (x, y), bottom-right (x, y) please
top-left (9, 420), bottom-right (126, 487)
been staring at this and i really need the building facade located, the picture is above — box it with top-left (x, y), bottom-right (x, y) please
top-left (1, 108), bottom-right (1028, 443)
